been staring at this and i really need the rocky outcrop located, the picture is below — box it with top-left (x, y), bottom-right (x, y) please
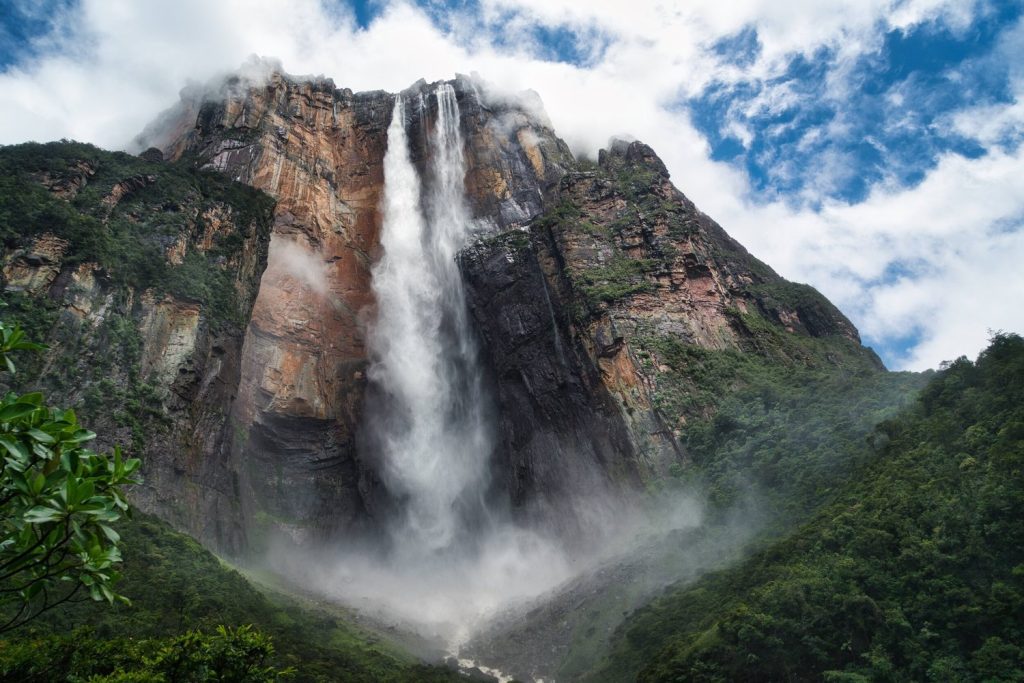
top-left (34, 160), bottom-right (95, 199)
top-left (3, 234), bottom-right (70, 294)
top-left (101, 174), bottom-right (156, 213)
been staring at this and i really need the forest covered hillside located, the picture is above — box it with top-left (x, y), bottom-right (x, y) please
top-left (0, 511), bottom-right (466, 682)
top-left (589, 333), bottom-right (1024, 682)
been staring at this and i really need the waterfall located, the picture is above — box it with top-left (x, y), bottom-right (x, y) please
top-left (367, 85), bottom-right (491, 554)
top-left (273, 84), bottom-right (579, 643)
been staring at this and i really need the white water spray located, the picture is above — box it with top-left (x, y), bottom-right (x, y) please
top-left (367, 86), bottom-right (491, 553)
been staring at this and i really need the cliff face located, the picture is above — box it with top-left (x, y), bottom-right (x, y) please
top-left (457, 140), bottom-right (882, 514)
top-left (3, 68), bottom-right (884, 552)
top-left (460, 231), bottom-right (651, 532)
top-left (137, 66), bottom-right (575, 542)
top-left (0, 141), bottom-right (273, 551)
top-left (138, 67), bottom-right (881, 544)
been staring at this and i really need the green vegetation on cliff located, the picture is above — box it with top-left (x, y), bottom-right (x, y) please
top-left (0, 140), bottom-right (273, 330)
top-left (636, 330), bottom-right (927, 519)
top-left (571, 255), bottom-right (659, 308)
top-left (590, 333), bottom-right (1024, 682)
top-left (536, 143), bottom-right (916, 525)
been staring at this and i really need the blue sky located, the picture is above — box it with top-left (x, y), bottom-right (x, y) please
top-left (0, 1), bottom-right (63, 68)
top-left (1, 0), bottom-right (1022, 369)
top-left (691, 2), bottom-right (1021, 205)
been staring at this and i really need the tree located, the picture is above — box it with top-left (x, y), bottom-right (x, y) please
top-left (0, 318), bottom-right (140, 633)
top-left (0, 624), bottom-right (295, 681)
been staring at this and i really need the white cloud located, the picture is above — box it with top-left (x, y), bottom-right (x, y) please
top-left (0, 0), bottom-right (1021, 370)
top-left (721, 146), bottom-right (1024, 369)
top-left (953, 98), bottom-right (1024, 146)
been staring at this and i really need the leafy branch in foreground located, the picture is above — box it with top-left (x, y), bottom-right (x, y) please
top-left (0, 318), bottom-right (140, 633)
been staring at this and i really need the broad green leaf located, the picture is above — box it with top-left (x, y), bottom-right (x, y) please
top-left (0, 436), bottom-right (29, 461)
top-left (64, 429), bottom-right (96, 445)
top-left (60, 450), bottom-right (79, 472)
top-left (11, 340), bottom-right (45, 352)
top-left (23, 505), bottom-right (63, 523)
top-left (78, 480), bottom-right (95, 501)
top-left (85, 508), bottom-right (120, 522)
top-left (0, 403), bottom-right (38, 422)
top-left (23, 582), bottom-right (43, 600)
top-left (17, 392), bottom-right (44, 406)
top-left (26, 428), bottom-right (56, 444)
top-left (8, 471), bottom-right (30, 494)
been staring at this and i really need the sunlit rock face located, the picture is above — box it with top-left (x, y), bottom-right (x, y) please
top-left (139, 65), bottom-right (575, 542)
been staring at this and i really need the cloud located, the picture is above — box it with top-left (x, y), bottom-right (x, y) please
top-left (0, 0), bottom-right (1021, 369)
top-left (722, 144), bottom-right (1024, 369)
top-left (267, 236), bottom-right (331, 296)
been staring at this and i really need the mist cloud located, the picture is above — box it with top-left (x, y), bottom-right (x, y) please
top-left (267, 236), bottom-right (330, 296)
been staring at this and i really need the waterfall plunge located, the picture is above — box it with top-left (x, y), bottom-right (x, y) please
top-left (368, 85), bottom-right (491, 554)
